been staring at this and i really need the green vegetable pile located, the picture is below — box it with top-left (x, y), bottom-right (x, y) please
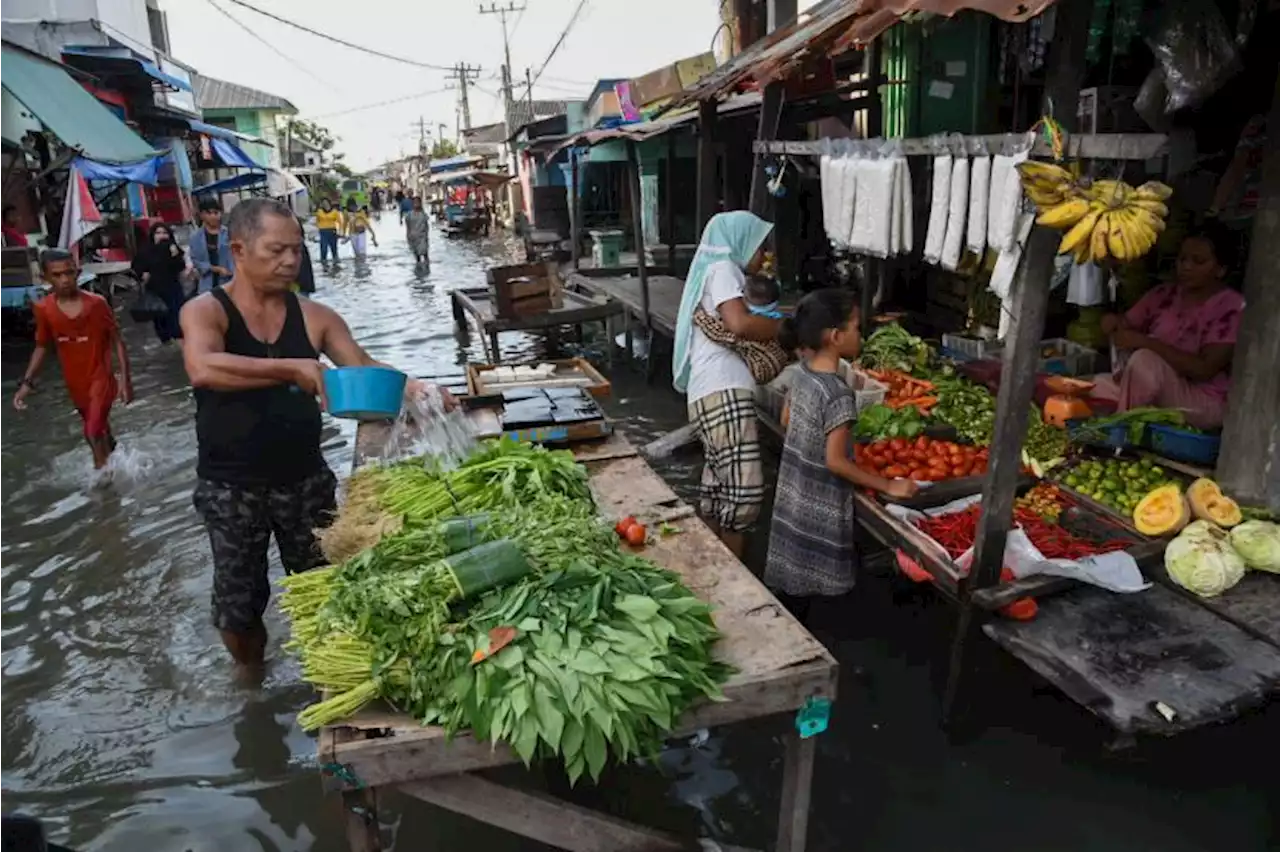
top-left (854, 403), bottom-right (925, 440)
top-left (280, 439), bottom-right (731, 784)
top-left (928, 376), bottom-right (995, 444)
top-left (1023, 407), bottom-right (1069, 466)
top-left (861, 323), bottom-right (930, 372)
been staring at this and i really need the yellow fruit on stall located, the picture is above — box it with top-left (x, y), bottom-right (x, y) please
top-left (1186, 478), bottom-right (1243, 528)
top-left (1133, 484), bottom-right (1191, 536)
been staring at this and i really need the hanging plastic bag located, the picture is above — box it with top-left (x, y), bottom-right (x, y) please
top-left (988, 135), bottom-right (1032, 253)
top-left (923, 136), bottom-right (952, 265)
top-left (966, 138), bottom-right (991, 255)
top-left (941, 137), bottom-right (970, 271)
top-left (1066, 259), bottom-right (1106, 306)
top-left (1144, 0), bottom-right (1242, 115)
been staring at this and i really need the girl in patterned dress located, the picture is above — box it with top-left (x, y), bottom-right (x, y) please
top-left (764, 289), bottom-right (918, 620)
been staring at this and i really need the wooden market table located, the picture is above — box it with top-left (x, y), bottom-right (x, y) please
top-left (755, 406), bottom-right (1280, 739)
top-left (324, 424), bottom-right (839, 851)
top-left (449, 286), bottom-right (623, 365)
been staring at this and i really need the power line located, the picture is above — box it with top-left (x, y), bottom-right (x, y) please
top-left (222, 0), bottom-right (458, 70)
top-left (204, 0), bottom-right (334, 88)
top-left (304, 87), bottom-right (453, 121)
top-left (479, 2), bottom-right (525, 108)
top-left (529, 0), bottom-right (589, 91)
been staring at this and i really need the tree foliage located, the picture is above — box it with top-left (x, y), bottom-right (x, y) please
top-left (431, 138), bottom-right (459, 159)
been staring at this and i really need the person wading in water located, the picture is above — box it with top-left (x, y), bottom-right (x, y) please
top-left (180, 198), bottom-right (452, 675)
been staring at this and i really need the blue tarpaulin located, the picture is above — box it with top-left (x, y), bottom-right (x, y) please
top-left (60, 46), bottom-right (192, 92)
top-left (193, 171), bottom-right (267, 195)
top-left (428, 153), bottom-right (484, 173)
top-left (210, 137), bottom-right (263, 169)
top-left (73, 155), bottom-right (165, 186)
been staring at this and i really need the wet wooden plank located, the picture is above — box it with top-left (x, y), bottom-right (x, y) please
top-left (983, 583), bottom-right (1280, 735)
top-left (400, 773), bottom-right (760, 852)
top-left (567, 272), bottom-right (684, 337)
top-left (1152, 572), bottom-right (1280, 650)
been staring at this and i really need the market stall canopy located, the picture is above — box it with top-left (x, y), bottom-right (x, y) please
top-left (60, 45), bottom-right (192, 92)
top-left (185, 119), bottom-right (269, 146)
top-left (0, 44), bottom-right (161, 164)
top-left (210, 137), bottom-right (264, 170)
top-left (428, 169), bottom-right (513, 188)
top-left (669, 0), bottom-right (1060, 109)
top-left (72, 155), bottom-right (163, 186)
top-left (193, 171), bottom-right (267, 196)
top-left (428, 153), bottom-right (485, 174)
top-left (537, 91), bottom-right (763, 158)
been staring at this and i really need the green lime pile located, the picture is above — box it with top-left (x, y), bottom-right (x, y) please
top-left (1058, 457), bottom-right (1171, 515)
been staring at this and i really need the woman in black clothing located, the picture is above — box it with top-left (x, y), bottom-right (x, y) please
top-left (132, 223), bottom-right (191, 343)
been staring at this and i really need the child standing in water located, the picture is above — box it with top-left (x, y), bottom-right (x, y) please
top-left (13, 249), bottom-right (134, 469)
top-left (764, 288), bottom-right (917, 620)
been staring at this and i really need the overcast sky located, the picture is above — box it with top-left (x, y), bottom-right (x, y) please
top-left (165, 0), bottom-right (725, 170)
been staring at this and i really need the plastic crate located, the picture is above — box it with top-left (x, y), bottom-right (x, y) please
top-left (941, 333), bottom-right (996, 362)
top-left (1067, 418), bottom-right (1137, 450)
top-left (988, 338), bottom-right (1098, 377)
top-left (838, 360), bottom-right (888, 413)
top-left (1147, 425), bottom-right (1221, 465)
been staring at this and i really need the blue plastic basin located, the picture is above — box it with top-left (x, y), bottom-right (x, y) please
top-left (324, 366), bottom-right (406, 421)
top-left (1147, 424), bottom-right (1220, 465)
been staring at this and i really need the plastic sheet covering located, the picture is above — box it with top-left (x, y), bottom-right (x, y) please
top-left (1144, 0), bottom-right (1242, 115)
top-left (72, 155), bottom-right (164, 186)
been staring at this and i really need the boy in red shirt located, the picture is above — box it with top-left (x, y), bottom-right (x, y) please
top-left (13, 249), bottom-right (134, 468)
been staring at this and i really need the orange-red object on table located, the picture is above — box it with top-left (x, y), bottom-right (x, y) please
top-left (893, 549), bottom-right (1038, 620)
top-left (856, 436), bottom-right (988, 483)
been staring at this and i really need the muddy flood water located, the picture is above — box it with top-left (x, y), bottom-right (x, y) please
top-left (2, 217), bottom-right (1276, 851)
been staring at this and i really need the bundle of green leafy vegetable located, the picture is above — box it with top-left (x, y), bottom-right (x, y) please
top-left (860, 323), bottom-right (930, 372)
top-left (854, 403), bottom-right (925, 440)
top-left (927, 376), bottom-right (995, 445)
top-left (281, 450), bottom-right (731, 783)
top-left (1069, 407), bottom-right (1189, 445)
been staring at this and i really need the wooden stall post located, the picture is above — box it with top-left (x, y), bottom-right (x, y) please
top-left (940, 0), bottom-right (1093, 729)
top-left (570, 148), bottom-right (582, 270)
top-left (665, 130), bottom-right (678, 275)
top-left (626, 140), bottom-right (652, 327)
top-left (776, 729), bottom-right (817, 852)
top-left (1216, 81), bottom-right (1280, 510)
top-left (749, 82), bottom-right (785, 218)
top-left (696, 99), bottom-right (719, 234)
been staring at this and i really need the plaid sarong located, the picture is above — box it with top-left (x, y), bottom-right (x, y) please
top-left (688, 388), bottom-right (765, 532)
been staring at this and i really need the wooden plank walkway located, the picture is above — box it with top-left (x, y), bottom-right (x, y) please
top-left (566, 271), bottom-right (684, 337)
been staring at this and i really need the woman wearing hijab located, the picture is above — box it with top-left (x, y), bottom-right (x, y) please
top-left (132, 222), bottom-right (191, 343)
top-left (672, 211), bottom-right (779, 557)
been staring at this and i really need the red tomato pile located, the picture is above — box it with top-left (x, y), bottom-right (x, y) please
top-left (854, 436), bottom-right (990, 482)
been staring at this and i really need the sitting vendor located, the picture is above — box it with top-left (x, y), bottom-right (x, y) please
top-left (1093, 227), bottom-right (1243, 430)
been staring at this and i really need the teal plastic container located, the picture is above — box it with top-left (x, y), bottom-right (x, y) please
top-left (323, 366), bottom-right (406, 421)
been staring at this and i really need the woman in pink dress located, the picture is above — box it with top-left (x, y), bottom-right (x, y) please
top-left (1093, 227), bottom-right (1243, 430)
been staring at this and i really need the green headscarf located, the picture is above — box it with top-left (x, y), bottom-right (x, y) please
top-left (672, 211), bottom-right (774, 394)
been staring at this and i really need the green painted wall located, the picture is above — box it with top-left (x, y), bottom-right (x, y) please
top-left (879, 13), bottom-right (995, 138)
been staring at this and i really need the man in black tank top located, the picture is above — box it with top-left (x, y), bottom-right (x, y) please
top-left (179, 198), bottom-right (447, 674)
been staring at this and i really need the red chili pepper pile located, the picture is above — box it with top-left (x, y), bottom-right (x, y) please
top-left (915, 504), bottom-right (1130, 561)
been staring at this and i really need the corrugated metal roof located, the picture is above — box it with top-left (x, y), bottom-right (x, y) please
top-left (672, 0), bottom-right (1059, 107)
top-left (504, 99), bottom-right (572, 135)
top-left (194, 73), bottom-right (296, 113)
top-left (1, 44), bottom-right (161, 164)
top-left (537, 92), bottom-right (763, 158)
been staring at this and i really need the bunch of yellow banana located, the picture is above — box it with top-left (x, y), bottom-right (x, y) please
top-left (1017, 161), bottom-right (1079, 208)
top-left (1021, 168), bottom-right (1174, 264)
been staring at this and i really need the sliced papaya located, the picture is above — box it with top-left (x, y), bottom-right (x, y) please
top-left (1187, 477), bottom-right (1243, 528)
top-left (1133, 483), bottom-right (1190, 536)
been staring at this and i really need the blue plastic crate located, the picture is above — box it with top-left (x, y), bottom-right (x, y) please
top-left (1147, 425), bottom-right (1220, 465)
top-left (1067, 418), bottom-right (1135, 450)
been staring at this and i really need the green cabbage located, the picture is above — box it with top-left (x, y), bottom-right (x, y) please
top-left (1165, 527), bottom-right (1246, 598)
top-left (1228, 520), bottom-right (1280, 573)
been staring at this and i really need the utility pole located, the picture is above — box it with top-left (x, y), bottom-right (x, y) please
top-left (525, 66), bottom-right (533, 112)
top-left (446, 62), bottom-right (481, 130)
top-left (478, 1), bottom-right (525, 109)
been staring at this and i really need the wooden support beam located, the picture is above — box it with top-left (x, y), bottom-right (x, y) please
top-left (775, 730), bottom-right (816, 852)
top-left (665, 131), bottom-right (678, 275)
top-left (866, 37), bottom-right (884, 138)
top-left (749, 82), bottom-right (785, 217)
top-left (696, 99), bottom-right (718, 235)
top-left (570, 149), bottom-right (581, 270)
top-left (1216, 77), bottom-right (1280, 510)
top-left (940, 0), bottom-right (1094, 730)
top-left (330, 728), bottom-right (382, 852)
top-left (626, 140), bottom-right (651, 328)
top-left (400, 773), bottom-right (760, 852)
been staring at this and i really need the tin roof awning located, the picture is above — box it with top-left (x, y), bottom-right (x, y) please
top-left (61, 45), bottom-right (193, 92)
top-left (535, 92), bottom-right (763, 157)
top-left (671, 0), bottom-right (1060, 108)
top-left (1, 44), bottom-right (162, 164)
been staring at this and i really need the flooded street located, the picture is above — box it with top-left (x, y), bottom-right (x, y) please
top-left (3, 217), bottom-right (1276, 851)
